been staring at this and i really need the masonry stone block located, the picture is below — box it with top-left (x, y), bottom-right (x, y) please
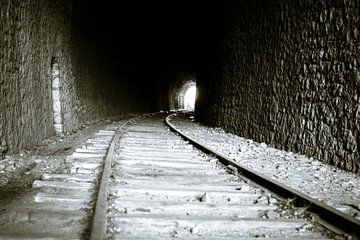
top-left (196, 0), bottom-right (360, 173)
top-left (0, 0), bottom-right (133, 152)
top-left (52, 77), bottom-right (60, 89)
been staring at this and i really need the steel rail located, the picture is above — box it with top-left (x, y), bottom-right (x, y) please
top-left (89, 118), bottom-right (135, 240)
top-left (165, 113), bottom-right (360, 238)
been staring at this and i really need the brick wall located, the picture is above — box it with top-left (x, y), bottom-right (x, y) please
top-left (196, 0), bottom-right (360, 173)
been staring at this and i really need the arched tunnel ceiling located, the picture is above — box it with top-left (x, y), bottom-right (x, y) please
top-left (72, 0), bottom-right (224, 88)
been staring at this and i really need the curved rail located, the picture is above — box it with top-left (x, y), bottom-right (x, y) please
top-left (89, 118), bottom-right (134, 240)
top-left (165, 113), bottom-right (360, 238)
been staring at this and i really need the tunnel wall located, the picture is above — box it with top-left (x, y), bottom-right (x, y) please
top-left (196, 0), bottom-right (360, 173)
top-left (0, 0), bottom-right (129, 153)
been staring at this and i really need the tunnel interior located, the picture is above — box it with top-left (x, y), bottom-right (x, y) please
top-left (168, 72), bottom-right (197, 111)
top-left (71, 0), bottom-right (220, 112)
top-left (183, 85), bottom-right (196, 111)
top-left (1, 0), bottom-right (360, 173)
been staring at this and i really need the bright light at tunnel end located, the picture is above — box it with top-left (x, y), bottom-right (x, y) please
top-left (184, 86), bottom-right (196, 111)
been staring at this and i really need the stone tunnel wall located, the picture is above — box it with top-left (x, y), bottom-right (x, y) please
top-left (0, 0), bottom-right (131, 153)
top-left (196, 0), bottom-right (360, 173)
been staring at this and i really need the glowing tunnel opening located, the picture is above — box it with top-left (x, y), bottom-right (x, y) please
top-left (168, 73), bottom-right (196, 111)
top-left (183, 85), bottom-right (196, 111)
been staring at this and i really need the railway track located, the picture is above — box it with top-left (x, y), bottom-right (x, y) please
top-left (93, 114), bottom-right (336, 239)
top-left (0, 122), bottom-right (124, 239)
top-left (0, 113), bottom-right (358, 239)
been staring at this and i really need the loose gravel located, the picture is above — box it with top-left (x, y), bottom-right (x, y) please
top-left (169, 113), bottom-right (360, 220)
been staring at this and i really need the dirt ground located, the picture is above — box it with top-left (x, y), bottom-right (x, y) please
top-left (0, 121), bottom-right (113, 211)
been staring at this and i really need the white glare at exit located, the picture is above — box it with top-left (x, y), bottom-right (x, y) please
top-left (184, 86), bottom-right (196, 110)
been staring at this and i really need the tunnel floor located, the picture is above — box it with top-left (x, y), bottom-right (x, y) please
top-left (0, 121), bottom-right (115, 211)
top-left (0, 113), bottom-right (358, 238)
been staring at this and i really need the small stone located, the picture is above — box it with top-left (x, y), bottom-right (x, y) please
top-left (116, 207), bottom-right (127, 214)
top-left (0, 177), bottom-right (9, 186)
top-left (34, 159), bottom-right (42, 164)
top-left (238, 185), bottom-right (250, 191)
top-left (209, 158), bottom-right (217, 164)
top-left (171, 230), bottom-right (178, 238)
top-left (259, 142), bottom-right (267, 148)
top-left (190, 225), bottom-right (200, 235)
top-left (311, 161), bottom-right (321, 166)
top-left (269, 198), bottom-right (277, 205)
top-left (199, 193), bottom-right (211, 203)
top-left (24, 171), bottom-right (31, 175)
top-left (319, 167), bottom-right (327, 172)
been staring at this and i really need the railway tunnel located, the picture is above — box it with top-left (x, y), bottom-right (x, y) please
top-left (1, 0), bottom-right (360, 238)
top-left (1, 0), bottom-right (359, 173)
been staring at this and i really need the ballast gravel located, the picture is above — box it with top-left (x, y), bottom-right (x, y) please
top-left (169, 113), bottom-right (360, 220)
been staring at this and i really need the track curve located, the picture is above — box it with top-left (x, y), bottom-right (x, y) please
top-left (102, 113), bottom-right (335, 239)
top-left (165, 113), bottom-right (360, 239)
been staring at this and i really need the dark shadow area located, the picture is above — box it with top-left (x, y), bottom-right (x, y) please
top-left (71, 0), bottom-right (224, 111)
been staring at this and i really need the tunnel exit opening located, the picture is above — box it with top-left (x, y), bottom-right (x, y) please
top-left (168, 73), bottom-right (196, 111)
top-left (176, 80), bottom-right (196, 111)
top-left (182, 84), bottom-right (196, 111)
top-left (51, 58), bottom-right (63, 134)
